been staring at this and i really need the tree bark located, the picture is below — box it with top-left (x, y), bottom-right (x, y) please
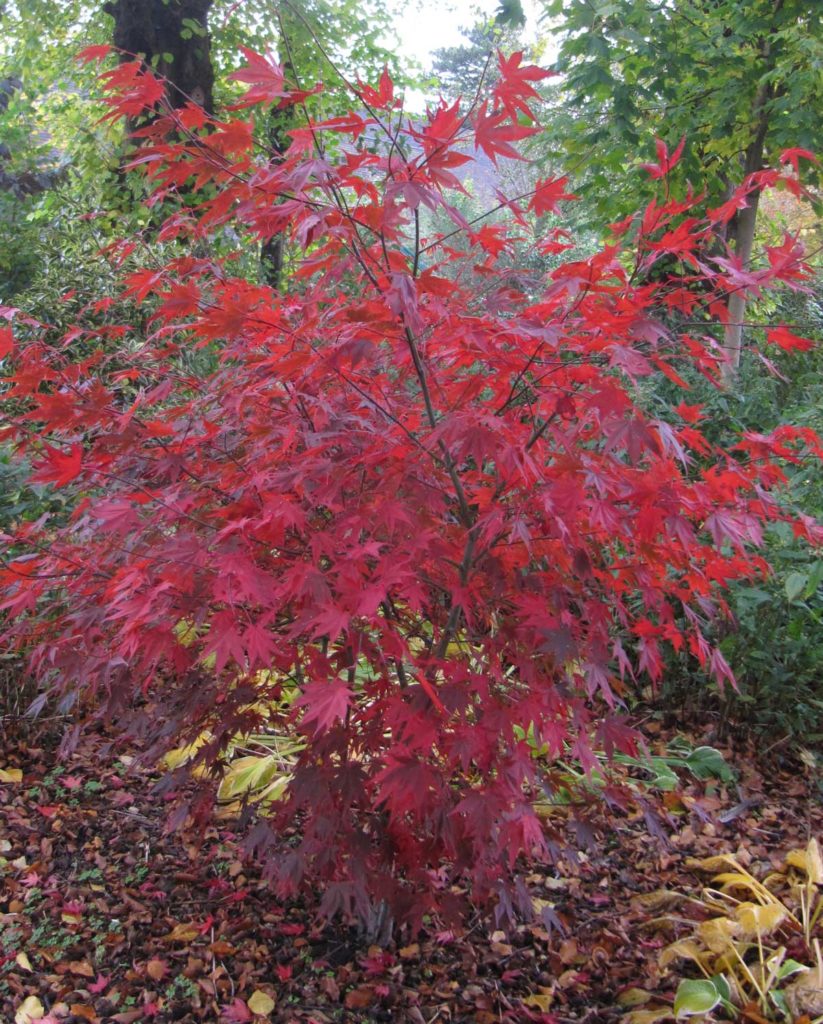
top-left (720, 0), bottom-right (782, 384)
top-left (261, 8), bottom-right (300, 291)
top-left (721, 121), bottom-right (767, 384)
top-left (104, 0), bottom-right (214, 115)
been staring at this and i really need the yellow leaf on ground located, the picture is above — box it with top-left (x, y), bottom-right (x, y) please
top-left (698, 915), bottom-right (739, 953)
top-left (247, 990), bottom-right (276, 1016)
top-left (787, 837), bottom-right (823, 885)
top-left (163, 922), bottom-right (201, 943)
top-left (523, 989), bottom-right (554, 1012)
top-left (626, 1009), bottom-right (675, 1023)
top-left (15, 995), bottom-right (44, 1024)
top-left (0, 768), bottom-right (23, 783)
top-left (735, 900), bottom-right (788, 937)
top-left (617, 988), bottom-right (653, 1007)
top-left (15, 952), bottom-right (33, 972)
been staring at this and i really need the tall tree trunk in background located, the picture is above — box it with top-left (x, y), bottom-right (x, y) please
top-left (721, 88), bottom-right (771, 385)
top-left (720, 0), bottom-right (782, 385)
top-left (104, 0), bottom-right (214, 114)
top-left (261, 7), bottom-right (301, 291)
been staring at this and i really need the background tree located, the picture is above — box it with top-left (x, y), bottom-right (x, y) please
top-left (541, 0), bottom-right (823, 378)
top-left (104, 0), bottom-right (214, 113)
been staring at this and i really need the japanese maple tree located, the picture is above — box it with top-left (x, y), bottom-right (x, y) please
top-left (1, 46), bottom-right (820, 931)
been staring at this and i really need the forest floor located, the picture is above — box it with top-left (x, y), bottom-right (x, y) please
top-left (0, 720), bottom-right (819, 1024)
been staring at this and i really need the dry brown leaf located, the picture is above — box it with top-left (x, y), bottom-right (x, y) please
top-left (146, 958), bottom-right (167, 981)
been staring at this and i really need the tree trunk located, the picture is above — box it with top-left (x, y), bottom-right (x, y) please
top-left (721, 111), bottom-right (768, 385)
top-left (260, 7), bottom-right (304, 291)
top-left (104, 0), bottom-right (214, 115)
top-left (720, 1), bottom-right (782, 384)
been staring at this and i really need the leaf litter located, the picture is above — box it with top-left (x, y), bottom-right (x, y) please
top-left (0, 722), bottom-right (817, 1023)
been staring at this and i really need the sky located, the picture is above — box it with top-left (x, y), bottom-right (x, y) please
top-left (393, 0), bottom-right (544, 70)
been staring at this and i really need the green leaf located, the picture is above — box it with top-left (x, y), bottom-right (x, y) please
top-left (685, 746), bottom-right (733, 782)
top-left (495, 0), bottom-right (525, 28)
top-left (775, 958), bottom-right (808, 981)
top-left (785, 571), bottom-right (809, 603)
top-left (673, 978), bottom-right (722, 1017)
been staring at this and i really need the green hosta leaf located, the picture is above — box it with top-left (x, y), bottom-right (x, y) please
top-left (218, 754), bottom-right (284, 802)
top-left (775, 958), bottom-right (808, 981)
top-left (673, 978), bottom-right (722, 1017)
top-left (685, 746), bottom-right (734, 783)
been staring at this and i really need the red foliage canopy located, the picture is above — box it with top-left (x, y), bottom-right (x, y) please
top-left (1, 49), bottom-right (820, 929)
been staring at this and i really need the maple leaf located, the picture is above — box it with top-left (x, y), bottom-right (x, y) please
top-left (493, 50), bottom-right (554, 122)
top-left (76, 44), bottom-right (112, 64)
top-left (779, 147), bottom-right (818, 174)
top-left (357, 66), bottom-right (394, 109)
top-left (228, 48), bottom-right (287, 105)
top-left (529, 176), bottom-right (578, 217)
top-left (473, 101), bottom-right (537, 165)
top-left (221, 999), bottom-right (253, 1023)
top-left (294, 680), bottom-right (352, 736)
top-left (31, 444), bottom-right (83, 488)
top-left (0, 326), bottom-right (14, 359)
top-left (641, 135), bottom-right (686, 178)
top-left (99, 61), bottom-right (166, 118)
top-left (766, 325), bottom-right (814, 352)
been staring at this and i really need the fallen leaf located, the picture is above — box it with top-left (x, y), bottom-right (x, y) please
top-left (68, 960), bottom-right (95, 977)
top-left (15, 952), bottom-right (33, 971)
top-left (247, 990), bottom-right (275, 1016)
top-left (68, 1006), bottom-right (98, 1021)
top-left (15, 996), bottom-right (45, 1024)
top-left (626, 1009), bottom-right (675, 1023)
top-left (209, 940), bottom-right (237, 956)
top-left (163, 922), bottom-right (201, 943)
top-left (0, 768), bottom-right (23, 783)
top-left (344, 986), bottom-right (375, 1009)
top-left (522, 988), bottom-right (554, 1011)
top-left (617, 988), bottom-right (653, 1007)
top-left (146, 958), bottom-right (167, 981)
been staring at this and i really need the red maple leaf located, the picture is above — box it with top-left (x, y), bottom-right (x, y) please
top-left (31, 444), bottom-right (83, 488)
top-left (228, 48), bottom-right (287, 105)
top-left (766, 325), bottom-right (814, 352)
top-left (529, 176), bottom-right (578, 217)
top-left (294, 680), bottom-right (352, 736)
top-left (473, 102), bottom-right (537, 165)
top-left (493, 50), bottom-right (554, 122)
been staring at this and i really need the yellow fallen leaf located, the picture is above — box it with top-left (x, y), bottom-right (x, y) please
top-left (247, 990), bottom-right (276, 1016)
top-left (15, 995), bottom-right (44, 1024)
top-left (617, 988), bottom-right (653, 1007)
top-left (163, 922), bottom-right (201, 943)
top-left (787, 837), bottom-right (823, 885)
top-left (522, 988), bottom-right (554, 1011)
top-left (0, 768), bottom-right (23, 783)
top-left (15, 952), bottom-right (33, 972)
top-left (626, 1009), bottom-right (675, 1024)
top-left (659, 938), bottom-right (711, 969)
top-left (735, 900), bottom-right (788, 937)
top-left (67, 960), bottom-right (95, 977)
top-left (697, 915), bottom-right (739, 953)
